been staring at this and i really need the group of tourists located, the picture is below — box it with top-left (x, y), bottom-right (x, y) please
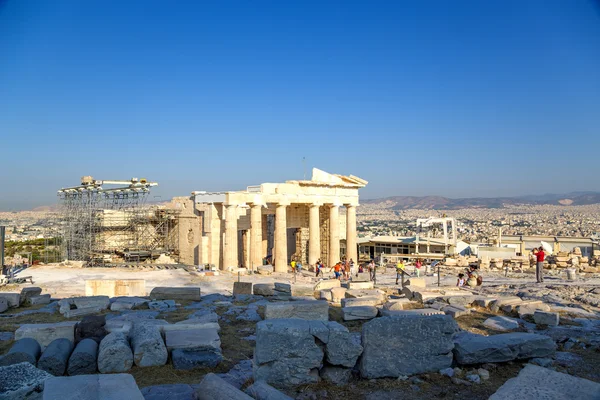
top-left (456, 264), bottom-right (482, 288)
top-left (394, 258), bottom-right (425, 284)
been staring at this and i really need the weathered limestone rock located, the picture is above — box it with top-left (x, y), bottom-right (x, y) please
top-left (320, 366), bottom-right (352, 385)
top-left (149, 287), bottom-right (201, 301)
top-left (97, 332), bottom-right (133, 373)
top-left (257, 265), bottom-right (274, 275)
top-left (473, 298), bottom-right (495, 308)
top-left (0, 362), bottom-right (52, 400)
top-left (75, 315), bottom-right (107, 344)
top-left (489, 364), bottom-right (600, 400)
top-left (379, 308), bottom-right (445, 317)
top-left (453, 333), bottom-right (556, 365)
top-left (516, 302), bottom-right (550, 318)
top-left (330, 287), bottom-right (347, 303)
top-left (0, 298), bottom-right (7, 313)
top-left (319, 290), bottom-right (333, 301)
top-left (38, 338), bottom-right (74, 376)
top-left (254, 319), bottom-right (324, 387)
top-left (341, 297), bottom-right (379, 307)
top-left (67, 339), bottom-right (98, 375)
top-left (148, 300), bottom-right (176, 312)
top-left (195, 373), bottom-right (253, 400)
top-left (274, 283), bottom-right (291, 294)
top-left (314, 279), bottom-right (341, 291)
top-left (490, 297), bottom-right (523, 313)
top-left (342, 306), bottom-right (378, 321)
top-left (326, 322), bottom-right (363, 367)
top-left (265, 300), bottom-right (329, 321)
top-left (383, 298), bottom-right (411, 311)
top-left (413, 291), bottom-right (443, 303)
top-left (0, 293), bottom-right (20, 308)
top-left (165, 328), bottom-right (221, 351)
top-left (15, 322), bottom-right (78, 351)
top-left (217, 359), bottom-right (253, 389)
top-left (532, 310), bottom-right (559, 326)
top-left (20, 287), bottom-right (42, 305)
top-left (63, 307), bottom-right (104, 318)
top-left (345, 289), bottom-right (386, 304)
top-left (233, 282), bottom-right (253, 296)
top-left (360, 315), bottom-right (459, 378)
top-left (42, 373), bottom-right (145, 400)
top-left (290, 285), bottom-right (315, 297)
top-left (172, 348), bottom-right (223, 370)
top-left (354, 272), bottom-right (371, 282)
top-left (30, 295), bottom-right (51, 305)
top-left (253, 284), bottom-right (275, 296)
top-left (347, 281), bottom-right (374, 290)
top-left (0, 338), bottom-right (41, 367)
top-left (130, 323), bottom-right (168, 367)
top-left (72, 296), bottom-right (110, 311)
top-left (85, 279), bottom-right (146, 297)
top-left (401, 285), bottom-right (415, 300)
top-left (483, 316), bottom-right (520, 331)
top-left (245, 380), bottom-right (294, 400)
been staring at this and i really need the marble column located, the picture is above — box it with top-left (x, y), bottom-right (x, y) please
top-left (274, 204), bottom-right (288, 273)
top-left (223, 204), bottom-right (238, 269)
top-left (309, 204), bottom-right (321, 267)
top-left (329, 204), bottom-right (340, 268)
top-left (250, 204), bottom-right (263, 268)
top-left (346, 205), bottom-right (357, 263)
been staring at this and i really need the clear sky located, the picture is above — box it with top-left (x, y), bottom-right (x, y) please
top-left (1, 0), bottom-right (599, 210)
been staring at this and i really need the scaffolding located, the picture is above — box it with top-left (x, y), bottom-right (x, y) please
top-left (58, 176), bottom-right (180, 266)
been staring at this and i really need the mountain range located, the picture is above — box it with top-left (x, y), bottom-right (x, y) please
top-left (363, 192), bottom-right (600, 210)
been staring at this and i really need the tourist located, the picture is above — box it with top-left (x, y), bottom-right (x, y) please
top-left (330, 262), bottom-right (343, 280)
top-left (349, 258), bottom-right (356, 278)
top-left (456, 273), bottom-right (466, 287)
top-left (358, 263), bottom-right (364, 273)
top-left (534, 246), bottom-right (545, 283)
top-left (290, 258), bottom-right (297, 273)
top-left (344, 259), bottom-right (350, 280)
top-left (315, 259), bottom-right (322, 277)
top-left (296, 261), bottom-right (303, 273)
top-left (466, 265), bottom-right (481, 287)
top-left (395, 258), bottom-right (405, 285)
top-left (368, 260), bottom-right (375, 281)
top-left (415, 258), bottom-right (422, 278)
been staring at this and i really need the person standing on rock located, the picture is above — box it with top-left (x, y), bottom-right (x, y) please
top-left (534, 246), bottom-right (545, 283)
top-left (395, 259), bottom-right (405, 285)
top-left (415, 258), bottom-right (423, 278)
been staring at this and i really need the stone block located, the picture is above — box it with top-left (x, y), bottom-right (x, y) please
top-left (483, 316), bottom-right (520, 331)
top-left (354, 272), bottom-right (371, 282)
top-left (0, 298), bottom-right (7, 313)
top-left (489, 297), bottom-right (523, 313)
top-left (30, 294), bottom-right (52, 305)
top-left (172, 348), bottom-right (223, 370)
top-left (347, 281), bottom-right (374, 290)
top-left (130, 323), bottom-right (168, 367)
top-left (314, 279), bottom-right (341, 291)
top-left (533, 311), bottom-right (559, 327)
top-left (195, 373), bottom-right (253, 400)
top-left (97, 332), bottom-right (133, 373)
top-left (405, 278), bottom-right (426, 287)
top-left (360, 315), bottom-right (459, 378)
top-left (63, 307), bottom-right (104, 318)
top-left (274, 283), bottom-right (291, 293)
top-left (257, 265), bottom-right (274, 275)
top-left (15, 322), bottom-right (78, 351)
top-left (75, 315), bottom-right (107, 344)
top-left (0, 293), bottom-right (20, 308)
top-left (264, 300), bottom-right (329, 321)
top-left (383, 298), bottom-right (411, 311)
top-left (379, 308), bottom-right (445, 317)
top-left (319, 290), bottom-right (332, 301)
top-left (72, 296), bottom-right (110, 311)
top-left (489, 364), bottom-right (600, 400)
top-left (472, 298), bottom-right (495, 308)
top-left (442, 305), bottom-right (471, 318)
top-left (110, 302), bottom-right (133, 311)
top-left (0, 362), bottom-right (52, 400)
top-left (148, 300), bottom-right (177, 312)
top-left (342, 306), bottom-right (378, 321)
top-left (233, 282), bottom-right (253, 296)
top-left (244, 381), bottom-right (293, 400)
top-left (345, 289), bottom-right (386, 304)
top-left (516, 303), bottom-right (550, 318)
top-left (38, 338), bottom-right (74, 376)
top-left (326, 322), bottom-right (363, 367)
top-left (42, 373), bottom-right (144, 400)
top-left (0, 338), bottom-right (41, 367)
top-left (165, 328), bottom-right (221, 352)
top-left (401, 285), bottom-right (415, 300)
top-left (453, 332), bottom-right (556, 365)
top-left (67, 339), bottom-right (98, 376)
top-left (85, 279), bottom-right (146, 297)
top-left (149, 287), bottom-right (201, 301)
top-left (254, 319), bottom-right (323, 387)
top-left (20, 287), bottom-right (42, 305)
top-left (290, 285), bottom-right (315, 297)
top-left (341, 297), bottom-right (379, 308)
top-left (253, 284), bottom-right (275, 296)
top-left (413, 291), bottom-right (443, 303)
top-left (330, 287), bottom-right (347, 303)
top-left (140, 384), bottom-right (195, 400)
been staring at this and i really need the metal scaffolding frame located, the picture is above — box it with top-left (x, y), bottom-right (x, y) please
top-left (57, 177), bottom-right (180, 266)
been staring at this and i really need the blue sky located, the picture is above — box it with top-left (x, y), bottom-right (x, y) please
top-left (1, 0), bottom-right (599, 210)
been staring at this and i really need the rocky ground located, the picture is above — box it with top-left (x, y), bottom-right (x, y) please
top-left (1, 265), bottom-right (599, 399)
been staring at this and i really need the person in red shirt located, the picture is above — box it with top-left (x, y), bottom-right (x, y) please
top-left (534, 247), bottom-right (545, 283)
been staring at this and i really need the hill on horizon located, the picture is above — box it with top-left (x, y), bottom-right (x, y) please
top-left (363, 191), bottom-right (600, 210)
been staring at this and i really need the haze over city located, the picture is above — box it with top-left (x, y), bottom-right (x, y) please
top-left (1, 1), bottom-right (599, 210)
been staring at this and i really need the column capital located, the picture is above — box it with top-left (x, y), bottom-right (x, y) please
top-left (275, 201), bottom-right (290, 207)
top-left (327, 202), bottom-right (342, 208)
top-left (310, 202), bottom-right (323, 208)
